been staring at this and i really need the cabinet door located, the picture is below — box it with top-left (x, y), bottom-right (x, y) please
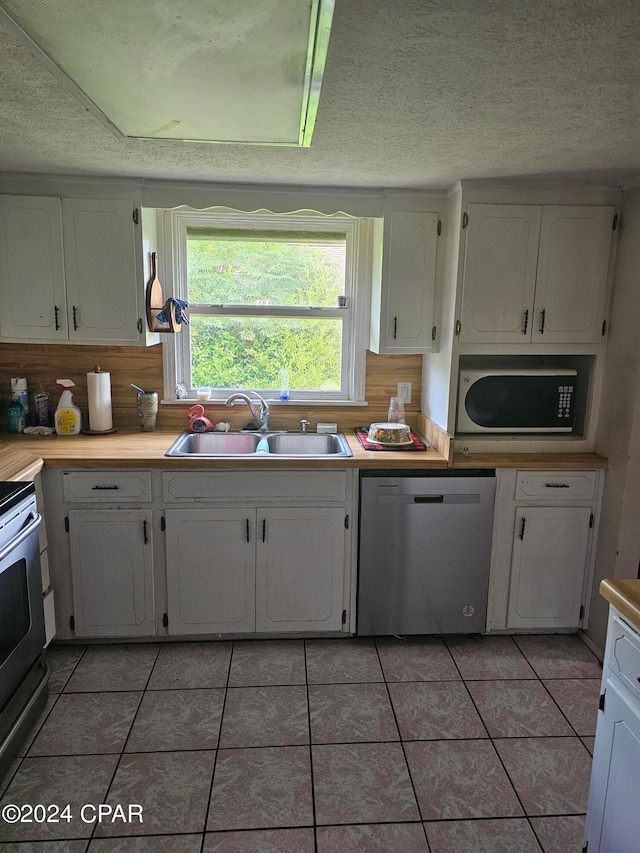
top-left (507, 505), bottom-right (591, 629)
top-left (165, 509), bottom-right (255, 634)
top-left (68, 510), bottom-right (154, 637)
top-left (0, 195), bottom-right (68, 340)
top-left (586, 675), bottom-right (640, 853)
top-left (532, 205), bottom-right (614, 343)
top-left (256, 507), bottom-right (345, 632)
top-left (62, 198), bottom-right (141, 343)
top-left (460, 204), bottom-right (541, 344)
top-left (379, 211), bottom-right (439, 353)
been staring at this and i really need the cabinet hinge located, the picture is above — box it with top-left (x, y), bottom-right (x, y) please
top-left (345, 514), bottom-right (350, 530)
top-left (455, 319), bottom-right (462, 336)
top-left (162, 612), bottom-right (169, 628)
top-left (589, 513), bottom-right (594, 528)
top-left (160, 516), bottom-right (166, 532)
top-left (599, 691), bottom-right (606, 712)
top-left (437, 219), bottom-right (442, 236)
top-left (64, 516), bottom-right (69, 533)
top-left (137, 318), bottom-right (143, 334)
top-left (612, 212), bottom-right (618, 231)
top-left (133, 208), bottom-right (139, 225)
top-left (462, 211), bottom-right (469, 229)
top-left (579, 605), bottom-right (585, 621)
top-left (69, 614), bottom-right (75, 631)
top-left (601, 319), bottom-right (607, 336)
top-left (342, 609), bottom-right (347, 624)
top-left (431, 325), bottom-right (437, 341)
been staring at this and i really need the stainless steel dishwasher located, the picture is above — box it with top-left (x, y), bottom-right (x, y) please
top-left (357, 470), bottom-right (496, 635)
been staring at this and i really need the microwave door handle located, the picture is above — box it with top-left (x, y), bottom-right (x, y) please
top-left (0, 511), bottom-right (41, 564)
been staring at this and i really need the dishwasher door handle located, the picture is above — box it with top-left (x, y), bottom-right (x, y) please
top-left (414, 495), bottom-right (444, 503)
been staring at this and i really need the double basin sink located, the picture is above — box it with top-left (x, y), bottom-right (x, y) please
top-left (165, 430), bottom-right (352, 458)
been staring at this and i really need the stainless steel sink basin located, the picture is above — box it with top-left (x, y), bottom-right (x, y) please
top-left (165, 430), bottom-right (352, 458)
top-left (266, 433), bottom-right (351, 456)
top-left (165, 431), bottom-right (262, 456)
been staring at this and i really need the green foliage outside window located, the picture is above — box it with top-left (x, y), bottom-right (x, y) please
top-left (187, 236), bottom-right (346, 391)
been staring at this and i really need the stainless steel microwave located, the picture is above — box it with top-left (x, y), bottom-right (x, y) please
top-left (457, 368), bottom-right (578, 433)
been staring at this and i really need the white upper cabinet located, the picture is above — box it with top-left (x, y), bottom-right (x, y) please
top-left (370, 210), bottom-right (440, 353)
top-left (460, 204), bottom-right (540, 344)
top-left (0, 194), bottom-right (157, 345)
top-left (0, 195), bottom-right (67, 340)
top-left (62, 198), bottom-right (141, 344)
top-left (532, 206), bottom-right (614, 343)
top-left (459, 203), bottom-right (615, 345)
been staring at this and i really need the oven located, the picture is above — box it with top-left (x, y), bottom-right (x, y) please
top-left (0, 481), bottom-right (49, 776)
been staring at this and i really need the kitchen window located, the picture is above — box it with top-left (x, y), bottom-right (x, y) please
top-left (163, 210), bottom-right (372, 403)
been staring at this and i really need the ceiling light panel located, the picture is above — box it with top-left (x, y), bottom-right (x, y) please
top-left (0, 0), bottom-right (334, 145)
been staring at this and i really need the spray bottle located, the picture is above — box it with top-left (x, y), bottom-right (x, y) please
top-left (54, 380), bottom-right (82, 435)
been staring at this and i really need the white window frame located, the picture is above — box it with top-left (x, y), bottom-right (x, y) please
top-left (161, 209), bottom-right (373, 404)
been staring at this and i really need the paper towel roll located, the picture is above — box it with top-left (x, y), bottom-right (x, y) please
top-left (87, 369), bottom-right (113, 432)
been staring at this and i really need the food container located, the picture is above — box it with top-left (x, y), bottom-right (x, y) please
top-left (367, 422), bottom-right (412, 445)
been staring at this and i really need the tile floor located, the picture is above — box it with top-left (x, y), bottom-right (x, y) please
top-left (0, 633), bottom-right (602, 852)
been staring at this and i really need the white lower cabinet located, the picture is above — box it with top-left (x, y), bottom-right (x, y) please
top-left (165, 506), bottom-right (347, 635)
top-left (507, 505), bottom-right (592, 628)
top-left (42, 467), bottom-right (355, 639)
top-left (165, 509), bottom-right (255, 635)
top-left (488, 468), bottom-right (603, 631)
top-left (67, 509), bottom-right (155, 638)
top-left (586, 609), bottom-right (640, 852)
top-left (256, 507), bottom-right (346, 632)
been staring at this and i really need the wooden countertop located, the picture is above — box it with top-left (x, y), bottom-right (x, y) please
top-left (600, 579), bottom-right (640, 632)
top-left (0, 432), bottom-right (609, 472)
top-left (0, 441), bottom-right (44, 481)
top-left (453, 451), bottom-right (608, 469)
top-left (0, 431), bottom-right (450, 470)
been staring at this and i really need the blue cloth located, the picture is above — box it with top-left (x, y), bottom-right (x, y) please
top-left (156, 298), bottom-right (189, 325)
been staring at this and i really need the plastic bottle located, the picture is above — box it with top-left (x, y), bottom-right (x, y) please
top-left (34, 383), bottom-right (50, 427)
top-left (7, 400), bottom-right (25, 434)
top-left (11, 378), bottom-right (29, 422)
top-left (280, 369), bottom-right (290, 401)
top-left (388, 396), bottom-right (406, 424)
top-left (54, 379), bottom-right (82, 435)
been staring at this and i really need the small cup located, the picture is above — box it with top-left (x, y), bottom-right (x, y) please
top-left (137, 391), bottom-right (158, 432)
top-left (337, 295), bottom-right (347, 308)
top-left (196, 387), bottom-right (211, 401)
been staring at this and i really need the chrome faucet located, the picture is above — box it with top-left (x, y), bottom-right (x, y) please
top-left (300, 419), bottom-right (310, 433)
top-left (225, 391), bottom-right (270, 432)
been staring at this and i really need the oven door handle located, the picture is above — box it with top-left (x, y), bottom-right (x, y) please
top-left (0, 511), bottom-right (41, 564)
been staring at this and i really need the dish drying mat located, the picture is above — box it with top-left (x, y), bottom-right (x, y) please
top-left (354, 427), bottom-right (432, 451)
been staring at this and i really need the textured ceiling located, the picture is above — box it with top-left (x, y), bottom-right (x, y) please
top-left (1, 0), bottom-right (639, 189)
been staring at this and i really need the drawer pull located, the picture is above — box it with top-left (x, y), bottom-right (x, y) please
top-left (91, 485), bottom-right (120, 490)
top-left (545, 483), bottom-right (570, 488)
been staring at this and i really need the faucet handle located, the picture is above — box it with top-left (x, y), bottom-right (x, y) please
top-left (300, 418), bottom-right (311, 433)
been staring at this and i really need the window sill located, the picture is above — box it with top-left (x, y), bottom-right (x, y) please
top-left (161, 398), bottom-right (369, 407)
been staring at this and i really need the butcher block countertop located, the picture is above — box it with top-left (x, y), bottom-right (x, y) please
top-left (0, 440), bottom-right (44, 481)
top-left (0, 431), bottom-right (450, 470)
top-left (1, 432), bottom-right (608, 472)
top-left (453, 451), bottom-right (608, 469)
top-left (600, 579), bottom-right (640, 633)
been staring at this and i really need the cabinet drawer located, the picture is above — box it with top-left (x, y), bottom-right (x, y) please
top-left (162, 471), bottom-right (347, 503)
top-left (62, 471), bottom-right (152, 502)
top-left (515, 470), bottom-right (597, 501)
top-left (606, 611), bottom-right (640, 703)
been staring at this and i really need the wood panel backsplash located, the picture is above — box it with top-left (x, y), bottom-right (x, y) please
top-left (0, 343), bottom-right (422, 432)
